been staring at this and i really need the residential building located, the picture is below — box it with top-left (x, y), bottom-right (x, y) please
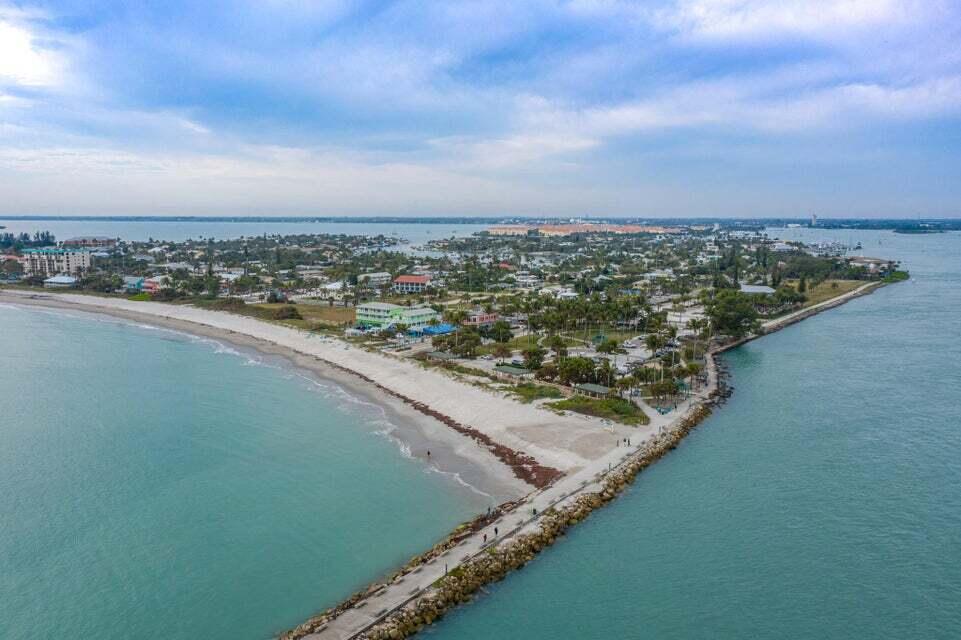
top-left (358, 271), bottom-right (392, 288)
top-left (143, 276), bottom-right (170, 293)
top-left (122, 276), bottom-right (145, 293)
top-left (356, 302), bottom-right (440, 330)
top-left (22, 248), bottom-right (93, 277)
top-left (464, 309), bottom-right (498, 328)
top-left (393, 274), bottom-right (431, 294)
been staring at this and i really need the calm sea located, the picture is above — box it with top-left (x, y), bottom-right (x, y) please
top-left (424, 230), bottom-right (961, 639)
top-left (0, 308), bottom-right (486, 640)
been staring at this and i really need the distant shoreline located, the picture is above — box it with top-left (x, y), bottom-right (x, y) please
top-left (3, 216), bottom-right (960, 231)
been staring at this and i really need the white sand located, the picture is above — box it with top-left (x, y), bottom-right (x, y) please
top-left (1, 291), bottom-right (636, 486)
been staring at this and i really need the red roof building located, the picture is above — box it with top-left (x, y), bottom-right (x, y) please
top-left (393, 274), bottom-right (431, 294)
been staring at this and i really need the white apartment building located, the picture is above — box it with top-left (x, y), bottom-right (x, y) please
top-left (21, 248), bottom-right (93, 277)
top-left (358, 271), bottom-right (392, 288)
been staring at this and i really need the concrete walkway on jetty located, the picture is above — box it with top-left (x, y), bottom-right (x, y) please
top-left (304, 361), bottom-right (718, 640)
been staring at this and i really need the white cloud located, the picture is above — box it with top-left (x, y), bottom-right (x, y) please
top-left (0, 19), bottom-right (60, 86)
top-left (0, 143), bottom-right (588, 215)
top-left (657, 0), bottom-right (922, 41)
top-left (430, 131), bottom-right (598, 169)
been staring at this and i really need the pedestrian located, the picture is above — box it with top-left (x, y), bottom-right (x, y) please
top-left (427, 449), bottom-right (431, 458)
top-left (494, 526), bottom-right (498, 536)
top-left (483, 534), bottom-right (487, 543)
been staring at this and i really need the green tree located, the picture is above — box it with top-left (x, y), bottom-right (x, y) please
top-left (547, 334), bottom-right (568, 358)
top-left (557, 356), bottom-right (596, 385)
top-left (707, 290), bottom-right (760, 339)
top-left (522, 345), bottom-right (547, 370)
top-left (1, 259), bottom-right (23, 277)
top-left (535, 363), bottom-right (558, 381)
top-left (493, 343), bottom-right (512, 362)
top-left (489, 320), bottom-right (513, 343)
top-left (596, 338), bottom-right (619, 354)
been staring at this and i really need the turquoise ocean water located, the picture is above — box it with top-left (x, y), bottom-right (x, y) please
top-left (0, 308), bottom-right (485, 640)
top-left (424, 230), bottom-right (961, 639)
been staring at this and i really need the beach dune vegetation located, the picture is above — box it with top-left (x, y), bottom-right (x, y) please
top-left (547, 396), bottom-right (649, 425)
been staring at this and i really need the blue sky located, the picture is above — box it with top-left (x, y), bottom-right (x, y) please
top-left (1, 0), bottom-right (960, 218)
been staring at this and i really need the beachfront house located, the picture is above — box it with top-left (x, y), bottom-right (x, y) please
top-left (21, 248), bottom-right (93, 277)
top-left (356, 302), bottom-right (441, 331)
top-left (122, 276), bottom-right (145, 293)
top-left (392, 274), bottom-right (431, 294)
top-left (143, 276), bottom-right (170, 294)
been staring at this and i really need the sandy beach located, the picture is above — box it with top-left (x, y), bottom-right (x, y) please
top-left (0, 290), bottom-right (641, 499)
top-left (0, 287), bottom-right (728, 640)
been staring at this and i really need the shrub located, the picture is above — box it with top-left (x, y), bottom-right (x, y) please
top-left (272, 305), bottom-right (302, 320)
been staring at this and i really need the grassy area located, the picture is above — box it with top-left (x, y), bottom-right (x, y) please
top-left (252, 302), bottom-right (354, 326)
top-left (508, 382), bottom-right (565, 403)
top-left (187, 298), bottom-right (344, 332)
top-left (558, 329), bottom-right (643, 345)
top-left (784, 279), bottom-right (863, 308)
top-left (546, 395), bottom-right (649, 426)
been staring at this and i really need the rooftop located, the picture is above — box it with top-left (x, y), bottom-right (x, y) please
top-left (358, 302), bottom-right (400, 311)
top-left (740, 284), bottom-right (776, 295)
top-left (394, 274), bottom-right (430, 284)
top-left (494, 364), bottom-right (532, 376)
top-left (574, 383), bottom-right (612, 395)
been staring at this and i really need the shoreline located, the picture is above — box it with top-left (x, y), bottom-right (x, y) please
top-left (0, 279), bottom-right (891, 640)
top-left (0, 290), bottom-right (622, 481)
top-left (282, 279), bottom-right (892, 640)
top-left (0, 292), bottom-right (530, 504)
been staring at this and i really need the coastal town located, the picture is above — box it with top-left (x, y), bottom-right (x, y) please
top-left (1, 222), bottom-right (904, 429)
top-left (4, 2), bottom-right (958, 639)
top-left (0, 221), bottom-right (938, 640)
top-left (0, 221), bottom-right (911, 640)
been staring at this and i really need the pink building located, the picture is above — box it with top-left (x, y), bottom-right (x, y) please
top-left (464, 310), bottom-right (498, 328)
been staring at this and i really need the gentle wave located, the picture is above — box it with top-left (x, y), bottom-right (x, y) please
top-left (5, 300), bottom-right (494, 500)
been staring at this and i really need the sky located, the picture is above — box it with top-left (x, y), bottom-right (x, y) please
top-left (1, 0), bottom-right (960, 219)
